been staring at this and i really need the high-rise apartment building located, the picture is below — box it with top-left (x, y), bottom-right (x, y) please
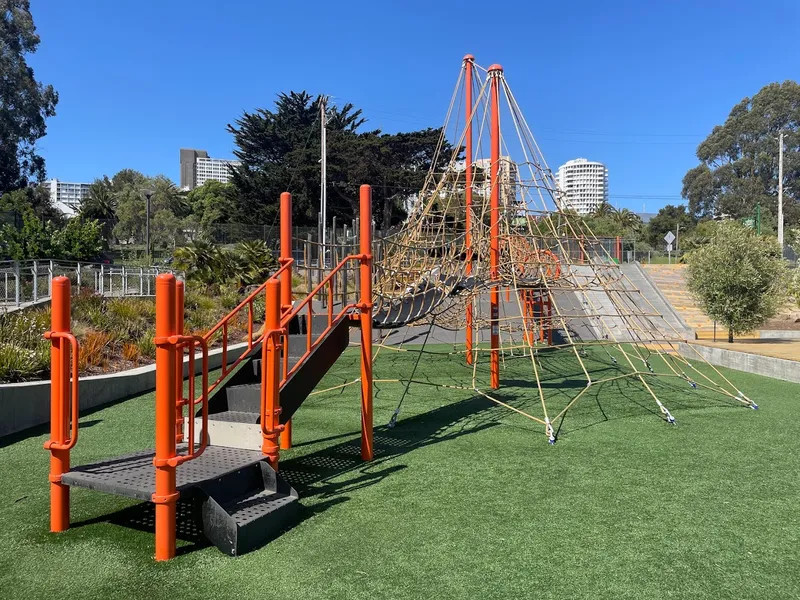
top-left (473, 157), bottom-right (519, 207)
top-left (179, 148), bottom-right (241, 191)
top-left (43, 179), bottom-right (91, 217)
top-left (556, 158), bottom-right (608, 215)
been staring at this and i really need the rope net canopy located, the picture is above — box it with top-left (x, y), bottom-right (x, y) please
top-left (320, 57), bottom-right (758, 443)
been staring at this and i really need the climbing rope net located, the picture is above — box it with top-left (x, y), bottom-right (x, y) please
top-left (316, 57), bottom-right (758, 443)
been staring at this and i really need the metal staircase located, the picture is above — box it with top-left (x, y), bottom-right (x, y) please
top-left (44, 187), bottom-right (376, 560)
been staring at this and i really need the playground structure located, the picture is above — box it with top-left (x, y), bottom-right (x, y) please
top-left (43, 56), bottom-right (760, 561)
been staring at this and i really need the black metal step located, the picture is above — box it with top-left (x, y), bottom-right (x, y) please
top-left (199, 461), bottom-right (299, 556)
top-left (208, 410), bottom-right (260, 424)
top-left (61, 446), bottom-right (266, 502)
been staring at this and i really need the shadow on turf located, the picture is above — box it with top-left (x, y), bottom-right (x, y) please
top-left (70, 395), bottom-right (502, 556)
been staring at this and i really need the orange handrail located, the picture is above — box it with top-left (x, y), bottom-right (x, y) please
top-left (278, 254), bottom-right (360, 386)
top-left (167, 334), bottom-right (209, 467)
top-left (203, 259), bottom-right (294, 393)
top-left (43, 331), bottom-right (80, 451)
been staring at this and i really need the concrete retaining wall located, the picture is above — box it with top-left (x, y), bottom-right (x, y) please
top-left (0, 342), bottom-right (250, 438)
top-left (678, 342), bottom-right (800, 384)
top-left (758, 330), bottom-right (800, 340)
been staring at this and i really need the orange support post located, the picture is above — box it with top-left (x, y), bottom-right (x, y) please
top-left (489, 64), bottom-right (502, 390)
top-left (261, 280), bottom-right (282, 469)
top-left (46, 276), bottom-right (73, 532)
top-left (546, 294), bottom-right (553, 345)
top-left (464, 54), bottom-right (475, 366)
top-left (175, 279), bottom-right (185, 444)
top-left (279, 191), bottom-right (293, 450)
top-left (359, 184), bottom-right (374, 461)
top-left (153, 273), bottom-right (178, 561)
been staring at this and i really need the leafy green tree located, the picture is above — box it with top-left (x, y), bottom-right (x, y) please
top-left (53, 218), bottom-right (104, 260)
top-left (228, 91), bottom-right (456, 226)
top-left (80, 177), bottom-right (117, 240)
top-left (682, 81), bottom-right (800, 222)
top-left (0, 1), bottom-right (58, 193)
top-left (646, 204), bottom-right (695, 248)
top-left (685, 221), bottom-right (787, 342)
top-left (186, 180), bottom-right (237, 229)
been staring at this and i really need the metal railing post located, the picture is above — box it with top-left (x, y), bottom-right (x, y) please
top-left (14, 260), bottom-right (20, 306)
top-left (153, 273), bottom-right (178, 561)
top-left (279, 192), bottom-right (293, 450)
top-left (48, 260), bottom-right (53, 297)
top-left (99, 264), bottom-right (104, 295)
top-left (33, 260), bottom-right (38, 303)
top-left (359, 185), bottom-right (374, 461)
top-left (261, 280), bottom-right (282, 469)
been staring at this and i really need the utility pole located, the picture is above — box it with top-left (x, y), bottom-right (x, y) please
top-left (676, 222), bottom-right (680, 254)
top-left (778, 131), bottom-right (784, 251)
top-left (320, 96), bottom-right (327, 265)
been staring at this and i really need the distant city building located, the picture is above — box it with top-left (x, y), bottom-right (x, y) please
top-left (473, 157), bottom-right (519, 207)
top-left (43, 179), bottom-right (90, 217)
top-left (179, 148), bottom-right (241, 191)
top-left (556, 158), bottom-right (608, 215)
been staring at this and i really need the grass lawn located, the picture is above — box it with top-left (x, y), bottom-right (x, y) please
top-left (0, 343), bottom-right (798, 599)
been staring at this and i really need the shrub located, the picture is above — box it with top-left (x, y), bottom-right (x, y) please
top-left (79, 331), bottom-right (112, 370)
top-left (122, 342), bottom-right (141, 364)
top-left (136, 334), bottom-right (156, 359)
top-left (0, 343), bottom-right (49, 382)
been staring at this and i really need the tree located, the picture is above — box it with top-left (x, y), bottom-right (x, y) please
top-left (186, 180), bottom-right (237, 229)
top-left (646, 204), bottom-right (695, 248)
top-left (685, 221), bottom-right (786, 342)
top-left (0, 1), bottom-right (58, 193)
top-left (81, 177), bottom-right (117, 241)
top-left (228, 91), bottom-right (457, 227)
top-left (682, 81), bottom-right (800, 222)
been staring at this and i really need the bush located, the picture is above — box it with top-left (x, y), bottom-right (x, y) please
top-left (136, 334), bottom-right (156, 360)
top-left (0, 343), bottom-right (49, 382)
top-left (686, 221), bottom-right (787, 342)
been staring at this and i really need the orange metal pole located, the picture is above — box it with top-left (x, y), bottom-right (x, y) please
top-left (262, 279), bottom-right (281, 470)
top-left (153, 273), bottom-right (178, 561)
top-left (489, 64), bottom-right (502, 390)
top-left (175, 279), bottom-right (185, 444)
top-left (359, 184), bottom-right (374, 461)
top-left (279, 191), bottom-right (293, 450)
top-left (48, 276), bottom-right (71, 532)
top-left (464, 54), bottom-right (475, 366)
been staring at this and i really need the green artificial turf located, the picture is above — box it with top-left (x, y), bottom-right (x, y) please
top-left (1, 344), bottom-right (798, 599)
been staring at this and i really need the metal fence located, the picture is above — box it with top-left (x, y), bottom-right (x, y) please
top-left (0, 260), bottom-right (178, 312)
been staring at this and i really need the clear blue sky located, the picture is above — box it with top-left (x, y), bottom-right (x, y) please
top-left (31, 0), bottom-right (798, 213)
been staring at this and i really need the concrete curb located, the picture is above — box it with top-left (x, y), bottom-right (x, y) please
top-left (678, 342), bottom-right (800, 384)
top-left (0, 342), bottom-right (250, 439)
top-left (635, 261), bottom-right (695, 335)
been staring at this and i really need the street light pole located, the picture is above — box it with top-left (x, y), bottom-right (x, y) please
top-left (778, 131), bottom-right (784, 251)
top-left (143, 189), bottom-right (154, 262)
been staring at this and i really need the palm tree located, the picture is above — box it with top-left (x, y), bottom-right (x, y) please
top-left (80, 177), bottom-right (118, 242)
top-left (614, 208), bottom-right (643, 232)
top-left (593, 201), bottom-right (615, 218)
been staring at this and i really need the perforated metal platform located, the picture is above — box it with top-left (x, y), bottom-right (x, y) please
top-left (61, 446), bottom-right (265, 502)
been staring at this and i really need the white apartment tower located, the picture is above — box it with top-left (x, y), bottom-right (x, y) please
top-left (179, 148), bottom-right (241, 191)
top-left (556, 158), bottom-right (608, 215)
top-left (44, 179), bottom-right (91, 217)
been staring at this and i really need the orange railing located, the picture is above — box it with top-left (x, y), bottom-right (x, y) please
top-left (201, 259), bottom-right (294, 396)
